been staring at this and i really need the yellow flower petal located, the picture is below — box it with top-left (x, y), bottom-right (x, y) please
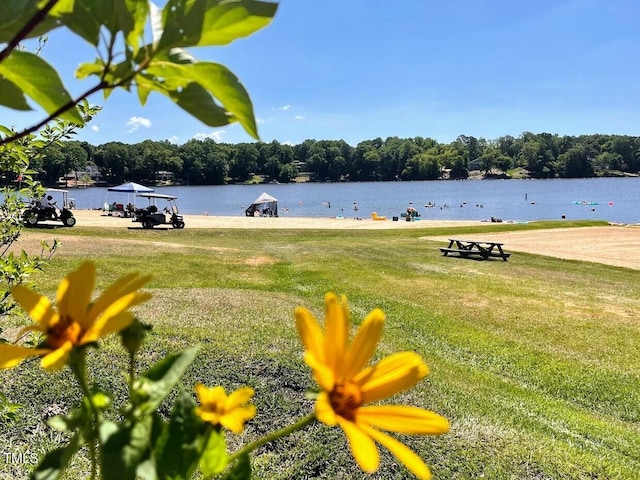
top-left (57, 262), bottom-right (95, 329)
top-left (195, 408), bottom-right (220, 424)
top-left (220, 405), bottom-right (256, 433)
top-left (357, 405), bottom-right (450, 435)
top-left (225, 386), bottom-right (254, 410)
top-left (324, 293), bottom-right (349, 375)
top-left (360, 423), bottom-right (432, 480)
top-left (0, 344), bottom-right (51, 369)
top-left (88, 273), bottom-right (152, 325)
top-left (356, 352), bottom-right (429, 403)
top-left (315, 391), bottom-right (337, 426)
top-left (82, 311), bottom-right (134, 344)
top-left (303, 351), bottom-right (335, 392)
top-left (41, 341), bottom-right (74, 370)
top-left (337, 416), bottom-right (379, 473)
top-left (344, 308), bottom-right (385, 379)
top-left (11, 285), bottom-right (59, 328)
top-left (197, 384), bottom-right (226, 407)
top-left (294, 306), bottom-right (325, 364)
top-left (195, 383), bottom-right (211, 403)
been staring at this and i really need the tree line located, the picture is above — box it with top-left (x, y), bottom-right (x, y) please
top-left (31, 132), bottom-right (640, 186)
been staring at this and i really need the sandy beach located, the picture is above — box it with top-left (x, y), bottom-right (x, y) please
top-left (21, 209), bottom-right (640, 270)
top-left (71, 209), bottom-right (482, 229)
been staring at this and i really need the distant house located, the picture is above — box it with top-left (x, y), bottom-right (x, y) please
top-left (58, 164), bottom-right (104, 187)
top-left (155, 170), bottom-right (175, 186)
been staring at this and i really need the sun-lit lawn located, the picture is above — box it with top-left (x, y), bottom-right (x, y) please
top-left (1, 222), bottom-right (639, 479)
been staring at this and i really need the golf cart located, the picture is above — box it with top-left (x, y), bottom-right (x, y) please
top-left (22, 188), bottom-right (76, 227)
top-left (132, 193), bottom-right (185, 229)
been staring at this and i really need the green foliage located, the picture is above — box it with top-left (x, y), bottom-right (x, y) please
top-left (129, 347), bottom-right (199, 418)
top-left (32, 131), bottom-right (640, 187)
top-left (0, 390), bottom-right (21, 423)
top-left (31, 434), bottom-right (81, 480)
top-left (8, 222), bottom-right (636, 479)
top-left (0, 0), bottom-right (278, 145)
top-left (153, 393), bottom-right (206, 480)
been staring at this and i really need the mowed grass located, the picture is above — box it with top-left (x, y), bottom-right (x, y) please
top-left (1, 221), bottom-right (639, 479)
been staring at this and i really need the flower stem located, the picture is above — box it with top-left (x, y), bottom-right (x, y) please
top-left (70, 350), bottom-right (99, 480)
top-left (128, 352), bottom-right (135, 393)
top-left (227, 414), bottom-right (316, 465)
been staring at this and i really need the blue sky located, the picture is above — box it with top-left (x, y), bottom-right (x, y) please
top-left (2, 0), bottom-right (639, 146)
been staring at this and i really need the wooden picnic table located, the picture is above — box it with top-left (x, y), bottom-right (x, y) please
top-left (440, 239), bottom-right (511, 261)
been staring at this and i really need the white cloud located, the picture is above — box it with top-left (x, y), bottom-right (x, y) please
top-left (256, 117), bottom-right (265, 124)
top-left (91, 125), bottom-right (100, 132)
top-left (282, 140), bottom-right (295, 146)
top-left (167, 136), bottom-right (179, 144)
top-left (126, 116), bottom-right (152, 133)
top-left (294, 115), bottom-right (304, 120)
top-left (193, 130), bottom-right (226, 142)
top-left (279, 105), bottom-right (291, 111)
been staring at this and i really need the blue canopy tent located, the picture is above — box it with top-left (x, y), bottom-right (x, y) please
top-left (106, 182), bottom-right (154, 212)
top-left (108, 182), bottom-right (154, 194)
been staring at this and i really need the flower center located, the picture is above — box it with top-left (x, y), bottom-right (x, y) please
top-left (46, 317), bottom-right (82, 349)
top-left (329, 381), bottom-right (362, 420)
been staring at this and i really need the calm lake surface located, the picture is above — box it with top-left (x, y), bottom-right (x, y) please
top-left (67, 177), bottom-right (640, 224)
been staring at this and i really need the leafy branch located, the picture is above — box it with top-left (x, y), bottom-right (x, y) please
top-left (0, 0), bottom-right (278, 147)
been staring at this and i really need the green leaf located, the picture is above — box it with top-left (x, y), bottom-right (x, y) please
top-left (198, 0), bottom-right (278, 47)
top-left (131, 346), bottom-right (199, 416)
top-left (0, 0), bottom-right (60, 43)
top-left (51, 0), bottom-right (101, 46)
top-left (75, 61), bottom-right (105, 81)
top-left (100, 417), bottom-right (155, 480)
top-left (124, 0), bottom-right (151, 57)
top-left (30, 433), bottom-right (80, 480)
top-left (156, 0), bottom-right (277, 51)
top-left (171, 82), bottom-right (236, 128)
top-left (0, 51), bottom-right (83, 124)
top-left (221, 453), bottom-right (252, 480)
top-left (144, 60), bottom-right (258, 138)
top-left (0, 76), bottom-right (32, 111)
top-left (156, 0), bottom-right (207, 51)
top-left (154, 393), bottom-right (207, 480)
top-left (199, 429), bottom-right (227, 477)
top-left (114, 0), bottom-right (137, 39)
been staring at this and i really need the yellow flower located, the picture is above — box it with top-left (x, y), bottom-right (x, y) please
top-left (0, 261), bottom-right (151, 370)
top-left (194, 383), bottom-right (256, 433)
top-left (295, 293), bottom-right (449, 480)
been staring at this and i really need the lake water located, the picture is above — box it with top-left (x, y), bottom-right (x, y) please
top-left (65, 177), bottom-right (640, 224)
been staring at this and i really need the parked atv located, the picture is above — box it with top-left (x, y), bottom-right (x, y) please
top-left (132, 193), bottom-right (185, 229)
top-left (22, 189), bottom-right (76, 227)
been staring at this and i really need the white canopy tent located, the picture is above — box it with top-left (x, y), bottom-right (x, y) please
top-left (245, 192), bottom-right (278, 217)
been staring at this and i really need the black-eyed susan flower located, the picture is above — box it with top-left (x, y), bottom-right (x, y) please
top-left (194, 383), bottom-right (256, 433)
top-left (295, 293), bottom-right (449, 480)
top-left (0, 261), bottom-right (151, 370)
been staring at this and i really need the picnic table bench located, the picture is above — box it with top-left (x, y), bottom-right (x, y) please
top-left (440, 239), bottom-right (511, 261)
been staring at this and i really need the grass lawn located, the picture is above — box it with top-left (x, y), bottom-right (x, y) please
top-left (1, 222), bottom-right (639, 479)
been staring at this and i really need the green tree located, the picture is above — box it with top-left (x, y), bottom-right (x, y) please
top-left (558, 145), bottom-right (594, 178)
top-left (229, 143), bottom-right (259, 182)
